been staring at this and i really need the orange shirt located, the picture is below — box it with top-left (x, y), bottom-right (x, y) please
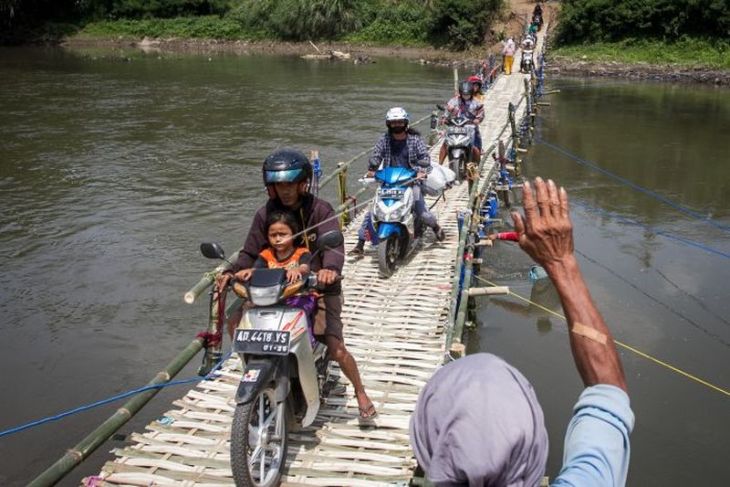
top-left (257, 247), bottom-right (311, 270)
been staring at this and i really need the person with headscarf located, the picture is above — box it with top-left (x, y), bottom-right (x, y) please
top-left (410, 178), bottom-right (634, 486)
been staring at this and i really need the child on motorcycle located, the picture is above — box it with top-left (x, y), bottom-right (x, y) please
top-left (234, 211), bottom-right (311, 283)
top-left (227, 210), bottom-right (319, 343)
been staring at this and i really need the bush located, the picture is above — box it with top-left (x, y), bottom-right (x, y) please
top-left (556, 0), bottom-right (730, 45)
top-left (427, 0), bottom-right (503, 50)
top-left (347, 1), bottom-right (429, 45)
top-left (97, 0), bottom-right (233, 19)
top-left (228, 0), bottom-right (361, 40)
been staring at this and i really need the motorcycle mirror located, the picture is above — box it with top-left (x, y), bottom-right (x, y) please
top-left (317, 231), bottom-right (344, 251)
top-left (436, 104), bottom-right (445, 111)
top-left (200, 242), bottom-right (226, 260)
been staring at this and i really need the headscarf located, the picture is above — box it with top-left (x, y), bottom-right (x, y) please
top-left (410, 353), bottom-right (548, 486)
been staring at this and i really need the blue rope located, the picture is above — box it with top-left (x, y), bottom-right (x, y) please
top-left (0, 351), bottom-right (233, 438)
top-left (572, 200), bottom-right (730, 260)
top-left (536, 138), bottom-right (730, 233)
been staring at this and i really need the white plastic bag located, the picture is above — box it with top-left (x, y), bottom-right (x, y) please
top-left (423, 163), bottom-right (456, 196)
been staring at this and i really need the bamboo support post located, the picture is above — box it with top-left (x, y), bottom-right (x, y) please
top-left (508, 102), bottom-right (519, 152)
top-left (337, 162), bottom-right (349, 228)
top-left (29, 337), bottom-right (205, 487)
top-left (468, 286), bottom-right (510, 296)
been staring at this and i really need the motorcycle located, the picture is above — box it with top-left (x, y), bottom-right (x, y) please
top-left (532, 12), bottom-right (543, 31)
top-left (200, 230), bottom-right (344, 487)
top-left (520, 48), bottom-right (534, 74)
top-left (443, 115), bottom-right (476, 183)
top-left (360, 166), bottom-right (421, 278)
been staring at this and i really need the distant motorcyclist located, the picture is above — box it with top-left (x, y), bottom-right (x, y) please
top-left (349, 107), bottom-right (445, 256)
top-left (533, 2), bottom-right (543, 30)
top-left (468, 74), bottom-right (485, 103)
top-left (439, 80), bottom-right (484, 165)
top-left (522, 35), bottom-right (535, 51)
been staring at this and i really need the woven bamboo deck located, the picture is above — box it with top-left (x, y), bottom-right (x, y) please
top-left (85, 35), bottom-right (542, 487)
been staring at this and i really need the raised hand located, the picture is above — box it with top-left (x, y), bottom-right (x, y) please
top-left (511, 177), bottom-right (573, 271)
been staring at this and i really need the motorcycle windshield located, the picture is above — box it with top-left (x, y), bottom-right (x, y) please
top-left (248, 269), bottom-right (286, 306)
top-left (375, 167), bottom-right (416, 185)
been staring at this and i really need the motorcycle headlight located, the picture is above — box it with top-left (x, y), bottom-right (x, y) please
top-left (248, 285), bottom-right (282, 306)
top-left (375, 202), bottom-right (408, 222)
top-left (374, 202), bottom-right (389, 220)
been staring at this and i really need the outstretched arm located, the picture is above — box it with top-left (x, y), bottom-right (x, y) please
top-left (512, 178), bottom-right (627, 391)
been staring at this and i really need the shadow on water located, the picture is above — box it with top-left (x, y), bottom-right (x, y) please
top-left (475, 78), bottom-right (730, 484)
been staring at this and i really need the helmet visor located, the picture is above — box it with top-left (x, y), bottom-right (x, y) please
top-left (264, 168), bottom-right (305, 183)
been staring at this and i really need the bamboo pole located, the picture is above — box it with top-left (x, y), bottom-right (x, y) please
top-left (183, 251), bottom-right (238, 304)
top-left (468, 286), bottom-right (510, 296)
top-left (28, 337), bottom-right (205, 487)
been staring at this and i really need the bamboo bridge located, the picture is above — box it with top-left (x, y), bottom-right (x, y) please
top-left (77, 30), bottom-right (549, 487)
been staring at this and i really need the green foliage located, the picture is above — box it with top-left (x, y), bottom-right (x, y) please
top-left (427, 0), bottom-right (503, 50)
top-left (556, 0), bottom-right (730, 45)
top-left (227, 0), bottom-right (361, 40)
top-left (4, 0), bottom-right (510, 48)
top-left (81, 15), bottom-right (247, 39)
top-left (347, 0), bottom-right (429, 45)
top-left (553, 38), bottom-right (730, 69)
top-left (86, 0), bottom-right (233, 19)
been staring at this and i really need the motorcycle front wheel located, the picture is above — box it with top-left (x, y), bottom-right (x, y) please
top-left (378, 235), bottom-right (400, 278)
top-left (450, 156), bottom-right (465, 183)
top-left (230, 386), bottom-right (288, 487)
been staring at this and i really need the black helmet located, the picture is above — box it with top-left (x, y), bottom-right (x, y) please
top-left (459, 81), bottom-right (473, 96)
top-left (262, 148), bottom-right (312, 185)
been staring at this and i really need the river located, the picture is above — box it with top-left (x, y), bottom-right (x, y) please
top-left (0, 47), bottom-right (728, 485)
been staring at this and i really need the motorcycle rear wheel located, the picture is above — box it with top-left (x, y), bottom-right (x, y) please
top-left (230, 386), bottom-right (288, 487)
top-left (378, 235), bottom-right (399, 278)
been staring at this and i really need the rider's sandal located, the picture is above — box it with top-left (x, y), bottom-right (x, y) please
top-left (358, 403), bottom-right (378, 420)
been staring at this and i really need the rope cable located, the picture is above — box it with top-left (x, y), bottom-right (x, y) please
top-left (570, 200), bottom-right (730, 260)
top-left (536, 138), bottom-right (730, 233)
top-left (472, 274), bottom-right (729, 397)
top-left (0, 351), bottom-right (233, 438)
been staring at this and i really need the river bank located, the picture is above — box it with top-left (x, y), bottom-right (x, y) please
top-left (547, 57), bottom-right (730, 86)
top-left (62, 34), bottom-right (486, 66)
top-left (62, 34), bottom-right (730, 87)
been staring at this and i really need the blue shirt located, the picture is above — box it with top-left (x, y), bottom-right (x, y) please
top-left (552, 385), bottom-right (635, 487)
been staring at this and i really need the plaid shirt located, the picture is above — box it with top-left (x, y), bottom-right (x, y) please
top-left (368, 132), bottom-right (430, 171)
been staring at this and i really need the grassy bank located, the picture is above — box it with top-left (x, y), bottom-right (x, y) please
top-left (78, 16), bottom-right (255, 41)
top-left (7, 0), bottom-right (503, 50)
top-left (552, 39), bottom-right (730, 70)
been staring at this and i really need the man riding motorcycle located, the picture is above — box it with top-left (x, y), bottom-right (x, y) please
top-left (439, 80), bottom-right (485, 165)
top-left (220, 148), bottom-right (376, 419)
top-left (349, 107), bottom-right (445, 256)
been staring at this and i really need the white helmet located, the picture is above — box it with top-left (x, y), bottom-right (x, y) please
top-left (385, 107), bottom-right (409, 124)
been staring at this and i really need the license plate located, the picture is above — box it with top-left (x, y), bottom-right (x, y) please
top-left (233, 329), bottom-right (290, 355)
top-left (449, 127), bottom-right (468, 135)
top-left (379, 188), bottom-right (404, 199)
